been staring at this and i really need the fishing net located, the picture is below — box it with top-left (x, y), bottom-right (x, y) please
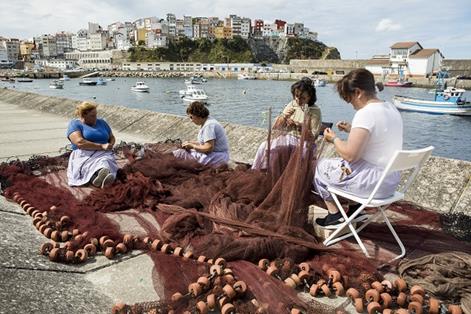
top-left (1, 112), bottom-right (470, 313)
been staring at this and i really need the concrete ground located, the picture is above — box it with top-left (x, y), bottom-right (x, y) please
top-left (0, 101), bottom-right (359, 314)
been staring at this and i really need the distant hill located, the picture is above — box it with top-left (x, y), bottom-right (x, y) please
top-left (128, 36), bottom-right (341, 64)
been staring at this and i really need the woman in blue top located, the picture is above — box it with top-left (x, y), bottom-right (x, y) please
top-left (173, 101), bottom-right (230, 166)
top-left (66, 101), bottom-right (118, 188)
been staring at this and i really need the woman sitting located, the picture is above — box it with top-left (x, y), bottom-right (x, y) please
top-left (173, 101), bottom-right (230, 166)
top-left (313, 69), bottom-right (403, 228)
top-left (67, 101), bottom-right (117, 188)
top-left (251, 78), bottom-right (322, 170)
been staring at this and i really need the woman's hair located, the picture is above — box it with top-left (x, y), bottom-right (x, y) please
top-left (336, 68), bottom-right (384, 103)
top-left (75, 101), bottom-right (97, 117)
top-left (290, 79), bottom-right (317, 106)
top-left (186, 101), bottom-right (210, 118)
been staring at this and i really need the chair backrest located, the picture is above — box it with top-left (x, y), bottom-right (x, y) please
top-left (367, 146), bottom-right (434, 202)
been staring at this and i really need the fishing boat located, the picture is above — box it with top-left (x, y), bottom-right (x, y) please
top-left (393, 87), bottom-right (471, 116)
top-left (96, 78), bottom-right (107, 86)
top-left (384, 80), bottom-right (413, 87)
top-left (131, 81), bottom-right (150, 92)
top-left (181, 85), bottom-right (208, 102)
top-left (17, 78), bottom-right (33, 83)
top-left (384, 68), bottom-right (413, 87)
top-left (313, 78), bottom-right (327, 87)
top-left (49, 80), bottom-right (64, 89)
top-left (78, 78), bottom-right (97, 86)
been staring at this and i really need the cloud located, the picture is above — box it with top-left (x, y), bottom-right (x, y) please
top-left (375, 18), bottom-right (402, 32)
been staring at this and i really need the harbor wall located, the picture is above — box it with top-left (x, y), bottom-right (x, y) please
top-left (0, 88), bottom-right (470, 216)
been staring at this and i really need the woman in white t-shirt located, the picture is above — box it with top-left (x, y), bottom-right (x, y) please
top-left (313, 69), bottom-right (403, 228)
top-left (173, 101), bottom-right (230, 166)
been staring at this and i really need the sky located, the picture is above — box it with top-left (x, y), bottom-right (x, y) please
top-left (1, 0), bottom-right (470, 59)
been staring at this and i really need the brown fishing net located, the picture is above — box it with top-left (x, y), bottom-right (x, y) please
top-left (1, 113), bottom-right (471, 313)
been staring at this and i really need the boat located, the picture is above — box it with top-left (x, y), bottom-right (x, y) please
top-left (17, 78), bottom-right (33, 83)
top-left (384, 68), bottom-right (413, 87)
top-left (181, 85), bottom-right (208, 102)
top-left (131, 81), bottom-right (150, 92)
top-left (1, 77), bottom-right (15, 83)
top-left (237, 73), bottom-right (256, 80)
top-left (59, 75), bottom-right (70, 81)
top-left (96, 78), bottom-right (107, 86)
top-left (79, 78), bottom-right (97, 86)
top-left (313, 78), bottom-right (327, 87)
top-left (184, 76), bottom-right (206, 85)
top-left (393, 87), bottom-right (471, 116)
top-left (49, 80), bottom-right (64, 89)
top-left (384, 80), bottom-right (413, 87)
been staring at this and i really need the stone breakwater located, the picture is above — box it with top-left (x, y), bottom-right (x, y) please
top-left (0, 88), bottom-right (470, 215)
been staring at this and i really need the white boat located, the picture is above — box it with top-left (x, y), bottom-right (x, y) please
top-left (49, 80), bottom-right (64, 89)
top-left (184, 76), bottom-right (206, 85)
top-left (60, 75), bottom-right (70, 81)
top-left (313, 78), bottom-right (327, 87)
top-left (96, 78), bottom-right (107, 86)
top-left (181, 85), bottom-right (208, 102)
top-left (393, 87), bottom-right (471, 116)
top-left (131, 81), bottom-right (150, 92)
top-left (238, 73), bottom-right (256, 80)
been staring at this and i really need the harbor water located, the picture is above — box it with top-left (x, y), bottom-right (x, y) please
top-left (2, 77), bottom-right (470, 161)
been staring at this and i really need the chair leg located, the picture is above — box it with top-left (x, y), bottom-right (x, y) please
top-left (323, 194), bottom-right (370, 257)
top-left (379, 207), bottom-right (406, 261)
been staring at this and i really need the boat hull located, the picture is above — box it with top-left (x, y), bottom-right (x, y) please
top-left (131, 88), bottom-right (149, 92)
top-left (385, 81), bottom-right (413, 87)
top-left (393, 96), bottom-right (471, 116)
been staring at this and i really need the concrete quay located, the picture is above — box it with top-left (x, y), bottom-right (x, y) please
top-left (0, 89), bottom-right (470, 314)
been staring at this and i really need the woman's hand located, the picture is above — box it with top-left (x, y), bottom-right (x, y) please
top-left (284, 107), bottom-right (295, 118)
top-left (336, 121), bottom-right (351, 133)
top-left (324, 128), bottom-right (337, 143)
top-left (181, 141), bottom-right (194, 150)
top-left (101, 143), bottom-right (113, 151)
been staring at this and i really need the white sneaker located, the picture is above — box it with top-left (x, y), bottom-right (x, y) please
top-left (101, 173), bottom-right (114, 188)
top-left (91, 168), bottom-right (110, 187)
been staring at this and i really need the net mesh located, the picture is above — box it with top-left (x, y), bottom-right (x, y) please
top-left (1, 113), bottom-right (470, 313)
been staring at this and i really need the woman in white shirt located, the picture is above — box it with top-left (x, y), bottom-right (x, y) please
top-left (313, 69), bottom-right (403, 228)
top-left (173, 101), bottom-right (230, 167)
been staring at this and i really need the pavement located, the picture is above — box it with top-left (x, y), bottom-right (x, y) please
top-left (0, 101), bottom-right (362, 314)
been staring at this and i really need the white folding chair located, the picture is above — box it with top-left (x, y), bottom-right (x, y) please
top-left (323, 146), bottom-right (434, 261)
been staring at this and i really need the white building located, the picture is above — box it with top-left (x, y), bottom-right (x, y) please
top-left (167, 13), bottom-right (177, 37)
top-left (146, 32), bottom-right (167, 48)
top-left (365, 56), bottom-right (391, 75)
top-left (88, 33), bottom-right (107, 51)
top-left (113, 33), bottom-right (131, 50)
top-left (240, 18), bottom-right (251, 39)
top-left (0, 38), bottom-right (20, 62)
top-left (65, 50), bottom-right (117, 70)
top-left (263, 23), bottom-right (279, 37)
top-left (0, 42), bottom-right (12, 67)
top-left (34, 59), bottom-right (77, 70)
top-left (183, 16), bottom-right (193, 38)
top-left (389, 42), bottom-right (422, 74)
top-left (36, 35), bottom-right (57, 58)
top-left (55, 32), bottom-right (73, 55)
top-left (408, 49), bottom-right (444, 77)
top-left (72, 29), bottom-right (89, 51)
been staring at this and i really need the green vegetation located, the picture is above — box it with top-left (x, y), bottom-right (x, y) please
top-left (285, 38), bottom-right (329, 62)
top-left (128, 36), bottom-right (341, 63)
top-left (128, 36), bottom-right (254, 63)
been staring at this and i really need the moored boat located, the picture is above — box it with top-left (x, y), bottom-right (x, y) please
top-left (385, 80), bottom-right (413, 87)
top-left (131, 81), bottom-right (150, 92)
top-left (17, 78), bottom-right (33, 83)
top-left (49, 80), bottom-right (64, 89)
top-left (79, 78), bottom-right (97, 86)
top-left (393, 87), bottom-right (471, 116)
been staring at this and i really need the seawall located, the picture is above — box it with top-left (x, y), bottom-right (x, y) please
top-left (0, 88), bottom-right (469, 216)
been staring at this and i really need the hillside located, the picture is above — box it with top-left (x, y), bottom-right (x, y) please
top-left (128, 36), bottom-right (341, 64)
